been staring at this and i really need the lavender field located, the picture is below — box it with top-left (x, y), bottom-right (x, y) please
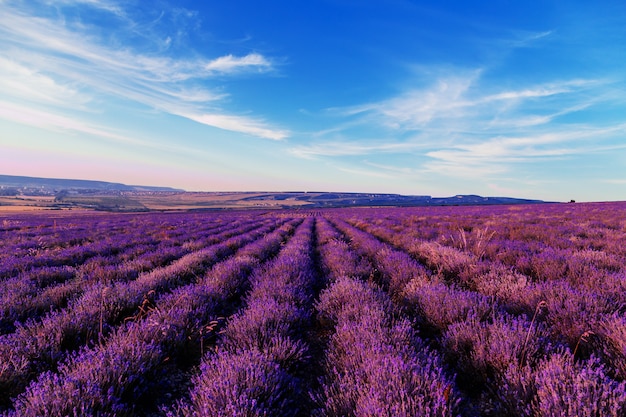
top-left (1, 202), bottom-right (625, 416)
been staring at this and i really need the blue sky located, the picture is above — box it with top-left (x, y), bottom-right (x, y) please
top-left (1, 0), bottom-right (625, 201)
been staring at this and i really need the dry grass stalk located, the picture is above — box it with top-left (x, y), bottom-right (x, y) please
top-left (573, 330), bottom-right (595, 358)
top-left (520, 300), bottom-right (548, 367)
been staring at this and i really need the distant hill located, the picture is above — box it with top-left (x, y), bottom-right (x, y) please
top-left (232, 192), bottom-right (547, 208)
top-left (0, 174), bottom-right (549, 211)
top-left (0, 174), bottom-right (184, 194)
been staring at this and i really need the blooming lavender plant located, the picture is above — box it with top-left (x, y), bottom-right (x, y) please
top-left (174, 218), bottom-right (318, 416)
top-left (1, 202), bottom-right (625, 414)
top-left (4, 218), bottom-right (299, 415)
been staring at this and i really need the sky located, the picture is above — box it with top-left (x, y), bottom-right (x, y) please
top-left (1, 0), bottom-right (625, 202)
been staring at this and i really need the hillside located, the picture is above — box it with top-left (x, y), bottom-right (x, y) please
top-left (0, 174), bottom-right (548, 212)
top-left (0, 174), bottom-right (183, 194)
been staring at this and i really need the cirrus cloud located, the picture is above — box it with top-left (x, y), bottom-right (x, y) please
top-left (0, 0), bottom-right (286, 140)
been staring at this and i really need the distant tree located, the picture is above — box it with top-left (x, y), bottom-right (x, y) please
top-left (55, 190), bottom-right (69, 202)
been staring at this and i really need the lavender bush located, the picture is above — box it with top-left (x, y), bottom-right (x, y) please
top-left (0, 201), bottom-right (625, 413)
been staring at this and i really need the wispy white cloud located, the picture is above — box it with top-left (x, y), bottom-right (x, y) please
top-left (487, 102), bottom-right (592, 128)
top-left (343, 71), bottom-right (481, 129)
top-left (0, 99), bottom-right (247, 160)
top-left (301, 63), bottom-right (621, 183)
top-left (44, 0), bottom-right (125, 16)
top-left (343, 75), bottom-right (598, 132)
top-left (480, 79), bottom-right (595, 103)
top-left (290, 140), bottom-right (421, 159)
top-left (0, 1), bottom-right (286, 140)
top-left (0, 57), bottom-right (91, 108)
top-left (183, 113), bottom-right (288, 140)
top-left (0, 100), bottom-right (147, 146)
top-left (504, 30), bottom-right (554, 48)
top-left (423, 124), bottom-right (626, 177)
top-left (205, 53), bottom-right (272, 74)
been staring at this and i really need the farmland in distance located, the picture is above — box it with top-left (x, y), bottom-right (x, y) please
top-left (1, 201), bottom-right (625, 416)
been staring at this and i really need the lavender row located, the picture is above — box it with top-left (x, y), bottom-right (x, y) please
top-left (0, 211), bottom-right (257, 281)
top-left (441, 309), bottom-right (626, 415)
top-left (343, 205), bottom-right (625, 283)
top-left (3, 218), bottom-right (302, 416)
top-left (0, 213), bottom-right (224, 293)
top-left (328, 217), bottom-right (434, 299)
top-left (315, 217), bottom-right (372, 283)
top-left (314, 217), bottom-right (460, 415)
top-left (330, 215), bottom-right (497, 341)
top-left (333, 210), bottom-right (626, 415)
top-left (173, 218), bottom-right (319, 416)
top-left (0, 215), bottom-right (265, 337)
top-left (0, 242), bottom-right (191, 334)
top-left (0, 217), bottom-right (283, 409)
top-left (0, 213), bottom-right (220, 279)
top-left (1, 203), bottom-right (624, 415)
top-left (354, 203), bottom-right (626, 260)
top-left (343, 214), bottom-right (626, 361)
top-left (0, 213), bottom-right (258, 299)
top-left (339, 214), bottom-right (532, 322)
top-left (0, 212), bottom-right (268, 334)
top-left (341, 214), bottom-right (483, 284)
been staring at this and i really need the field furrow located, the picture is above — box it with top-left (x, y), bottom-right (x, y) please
top-left (0, 203), bottom-right (625, 415)
top-left (0, 217), bottom-right (281, 409)
top-left (3, 219), bottom-right (302, 416)
top-left (173, 217), bottom-right (321, 417)
top-left (313, 217), bottom-right (460, 416)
